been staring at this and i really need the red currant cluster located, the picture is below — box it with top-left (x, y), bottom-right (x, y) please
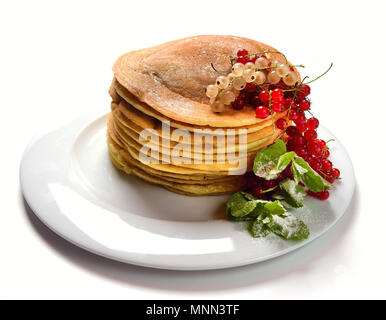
top-left (234, 48), bottom-right (340, 201)
top-left (245, 90), bottom-right (340, 201)
top-left (229, 49), bottom-right (298, 120)
top-left (286, 123), bottom-right (340, 200)
top-left (235, 48), bottom-right (256, 64)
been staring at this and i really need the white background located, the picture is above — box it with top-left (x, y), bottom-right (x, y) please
top-left (1, 0), bottom-right (385, 299)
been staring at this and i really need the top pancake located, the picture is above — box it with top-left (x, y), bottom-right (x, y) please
top-left (113, 35), bottom-right (293, 127)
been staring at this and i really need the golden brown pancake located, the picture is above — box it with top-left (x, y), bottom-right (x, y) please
top-left (107, 134), bottom-right (245, 195)
top-left (107, 35), bottom-right (295, 195)
top-left (113, 35), bottom-right (298, 127)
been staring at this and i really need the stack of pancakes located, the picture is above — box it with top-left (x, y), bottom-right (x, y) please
top-left (107, 35), bottom-right (288, 195)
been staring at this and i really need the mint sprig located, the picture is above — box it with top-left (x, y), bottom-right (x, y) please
top-left (226, 192), bottom-right (310, 240)
top-left (253, 139), bottom-right (334, 192)
top-left (227, 139), bottom-right (336, 242)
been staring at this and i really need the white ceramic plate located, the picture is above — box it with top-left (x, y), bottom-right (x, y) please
top-left (20, 113), bottom-right (355, 270)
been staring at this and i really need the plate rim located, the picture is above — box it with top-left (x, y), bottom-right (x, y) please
top-left (19, 112), bottom-right (356, 271)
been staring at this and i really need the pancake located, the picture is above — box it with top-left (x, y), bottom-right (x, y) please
top-left (108, 133), bottom-right (236, 182)
top-left (107, 35), bottom-right (296, 195)
top-left (108, 113), bottom-right (266, 173)
top-left (111, 99), bottom-right (287, 147)
top-left (110, 151), bottom-right (244, 195)
top-left (111, 104), bottom-right (275, 152)
top-left (112, 111), bottom-right (283, 165)
top-left (113, 79), bottom-right (285, 134)
top-left (112, 35), bottom-right (297, 127)
top-left (108, 135), bottom-right (245, 195)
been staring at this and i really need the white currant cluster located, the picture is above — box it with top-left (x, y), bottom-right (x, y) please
top-left (206, 56), bottom-right (298, 113)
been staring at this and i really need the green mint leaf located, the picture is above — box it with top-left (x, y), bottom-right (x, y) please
top-left (253, 139), bottom-right (289, 180)
top-left (269, 213), bottom-right (310, 240)
top-left (226, 192), bottom-right (257, 218)
top-left (226, 192), bottom-right (268, 220)
top-left (291, 157), bottom-right (325, 192)
top-left (291, 162), bottom-right (302, 185)
top-left (241, 192), bottom-right (258, 201)
top-left (250, 219), bottom-right (271, 238)
top-left (226, 192), bottom-right (287, 222)
top-left (277, 151), bottom-right (296, 172)
top-left (263, 200), bottom-right (286, 216)
top-left (271, 191), bottom-right (294, 209)
top-left (227, 211), bottom-right (257, 221)
top-left (279, 179), bottom-right (306, 208)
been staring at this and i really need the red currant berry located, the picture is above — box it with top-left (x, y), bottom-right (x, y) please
top-left (307, 190), bottom-right (318, 198)
top-left (295, 113), bottom-right (306, 125)
top-left (271, 89), bottom-right (283, 102)
top-left (300, 84), bottom-right (311, 96)
top-left (331, 168), bottom-right (340, 179)
top-left (232, 96), bottom-right (245, 110)
top-left (272, 102), bottom-right (284, 113)
top-left (245, 83), bottom-right (257, 91)
top-left (246, 175), bottom-right (259, 188)
top-left (307, 117), bottom-right (319, 130)
top-left (263, 180), bottom-right (277, 189)
top-left (237, 56), bottom-right (248, 64)
top-left (276, 172), bottom-right (287, 183)
top-left (296, 122), bottom-right (307, 132)
top-left (317, 139), bottom-right (326, 149)
top-left (309, 157), bottom-right (321, 171)
top-left (255, 106), bottom-right (270, 119)
top-left (276, 118), bottom-right (287, 130)
top-left (251, 186), bottom-right (264, 198)
top-left (289, 109), bottom-right (298, 121)
top-left (325, 175), bottom-right (335, 183)
top-left (308, 141), bottom-right (322, 156)
top-left (294, 135), bottom-right (306, 146)
top-left (251, 95), bottom-right (262, 107)
top-left (317, 190), bottom-right (330, 200)
top-left (296, 91), bottom-right (306, 101)
top-left (304, 130), bottom-right (317, 141)
top-left (322, 149), bottom-right (330, 158)
top-left (237, 49), bottom-right (248, 57)
top-left (259, 90), bottom-right (270, 103)
top-left (304, 155), bottom-right (313, 163)
top-left (299, 99), bottom-right (311, 111)
top-left (248, 56), bottom-right (257, 63)
top-left (287, 139), bottom-right (298, 151)
top-left (286, 126), bottom-right (300, 137)
top-left (295, 146), bottom-right (308, 158)
top-left (277, 95), bottom-right (285, 104)
top-left (284, 98), bottom-right (295, 110)
top-left (284, 165), bottom-right (293, 177)
top-left (321, 159), bottom-right (333, 173)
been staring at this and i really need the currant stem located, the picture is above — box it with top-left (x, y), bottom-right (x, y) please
top-left (261, 185), bottom-right (279, 193)
top-left (319, 170), bottom-right (332, 179)
top-left (231, 50), bottom-right (289, 64)
top-left (303, 63), bottom-right (333, 85)
top-left (286, 87), bottom-right (300, 123)
top-left (268, 90), bottom-right (276, 133)
top-left (211, 63), bottom-right (227, 76)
